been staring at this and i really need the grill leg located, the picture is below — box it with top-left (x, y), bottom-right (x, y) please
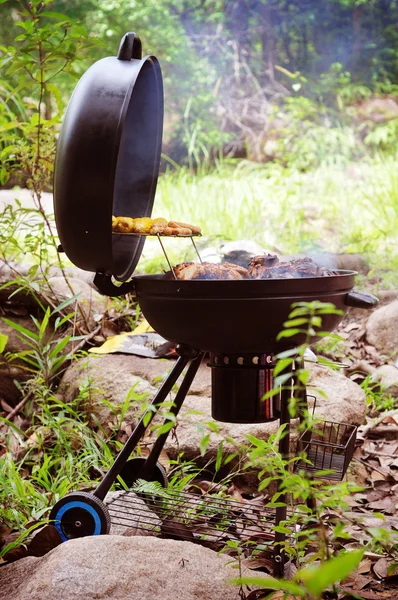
top-left (139, 352), bottom-right (205, 480)
top-left (94, 345), bottom-right (200, 501)
top-left (273, 382), bottom-right (291, 577)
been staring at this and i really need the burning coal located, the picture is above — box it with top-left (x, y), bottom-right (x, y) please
top-left (166, 255), bottom-right (337, 280)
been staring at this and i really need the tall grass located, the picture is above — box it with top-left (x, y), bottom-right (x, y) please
top-left (137, 153), bottom-right (398, 285)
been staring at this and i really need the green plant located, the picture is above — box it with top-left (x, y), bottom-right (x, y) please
top-left (234, 549), bottom-right (364, 600)
top-left (0, 1), bottom-right (97, 314)
top-left (361, 374), bottom-right (397, 413)
top-left (3, 297), bottom-right (83, 387)
top-left (0, 379), bottom-right (116, 532)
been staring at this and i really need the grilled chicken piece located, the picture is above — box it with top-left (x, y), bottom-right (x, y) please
top-left (249, 255), bottom-right (333, 279)
top-left (166, 261), bottom-right (249, 280)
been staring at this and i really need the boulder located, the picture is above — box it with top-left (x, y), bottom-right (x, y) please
top-left (0, 535), bottom-right (268, 600)
top-left (59, 354), bottom-right (366, 465)
top-left (356, 97), bottom-right (398, 124)
top-left (366, 300), bottom-right (398, 358)
top-left (221, 240), bottom-right (267, 267)
top-left (306, 362), bottom-right (366, 425)
top-left (372, 364), bottom-right (398, 397)
top-left (105, 491), bottom-right (160, 536)
top-left (45, 277), bottom-right (108, 328)
top-left (59, 354), bottom-right (160, 425)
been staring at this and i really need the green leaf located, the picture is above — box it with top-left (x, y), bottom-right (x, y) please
top-left (2, 318), bottom-right (39, 341)
top-left (199, 433), bottom-right (210, 456)
top-left (277, 328), bottom-right (303, 340)
top-left (0, 333), bottom-right (8, 353)
top-left (154, 421), bottom-right (174, 436)
top-left (258, 476), bottom-right (275, 491)
top-left (298, 549), bottom-right (364, 596)
top-left (49, 336), bottom-right (71, 360)
top-left (246, 434), bottom-right (266, 449)
top-left (215, 441), bottom-right (223, 472)
top-left (232, 577), bottom-right (305, 597)
top-left (283, 318), bottom-right (309, 327)
top-left (39, 307), bottom-right (51, 340)
top-left (273, 357), bottom-right (293, 376)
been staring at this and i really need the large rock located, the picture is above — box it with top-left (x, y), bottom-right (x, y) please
top-left (0, 535), bottom-right (267, 600)
top-left (306, 362), bottom-right (366, 424)
top-left (44, 277), bottom-right (108, 328)
top-left (221, 240), bottom-right (267, 267)
top-left (372, 364), bottom-right (398, 397)
top-left (105, 491), bottom-right (161, 536)
top-left (45, 277), bottom-right (108, 328)
top-left (60, 354), bottom-right (366, 463)
top-left (366, 300), bottom-right (398, 358)
top-left (59, 354), bottom-right (163, 425)
top-left (356, 97), bottom-right (398, 124)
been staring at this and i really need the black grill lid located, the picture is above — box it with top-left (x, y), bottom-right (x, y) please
top-left (54, 33), bottom-right (164, 281)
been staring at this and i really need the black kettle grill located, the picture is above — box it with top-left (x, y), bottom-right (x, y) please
top-left (50, 33), bottom-right (378, 575)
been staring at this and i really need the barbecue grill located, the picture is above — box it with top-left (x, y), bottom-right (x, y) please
top-left (50, 33), bottom-right (378, 575)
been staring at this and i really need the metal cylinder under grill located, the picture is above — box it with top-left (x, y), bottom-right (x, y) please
top-left (209, 353), bottom-right (279, 423)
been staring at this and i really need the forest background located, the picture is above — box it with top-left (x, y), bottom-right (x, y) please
top-left (1, 0), bottom-right (398, 281)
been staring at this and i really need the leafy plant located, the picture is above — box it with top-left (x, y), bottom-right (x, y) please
top-left (3, 297), bottom-right (83, 387)
top-left (234, 549), bottom-right (364, 600)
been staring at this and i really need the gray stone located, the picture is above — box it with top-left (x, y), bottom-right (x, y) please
top-left (374, 290), bottom-right (398, 304)
top-left (0, 259), bottom-right (29, 283)
top-left (48, 266), bottom-right (96, 287)
top-left (366, 300), bottom-right (398, 358)
top-left (59, 354), bottom-right (159, 425)
top-left (0, 535), bottom-right (268, 600)
top-left (105, 491), bottom-right (160, 536)
top-left (372, 364), bottom-right (398, 397)
top-left (59, 354), bottom-right (366, 467)
top-left (162, 393), bottom-right (282, 461)
top-left (221, 240), bottom-right (267, 267)
top-left (46, 277), bottom-right (108, 328)
top-left (306, 362), bottom-right (366, 425)
top-left (0, 188), bottom-right (53, 214)
top-left (312, 253), bottom-right (370, 275)
top-left (357, 97), bottom-right (398, 124)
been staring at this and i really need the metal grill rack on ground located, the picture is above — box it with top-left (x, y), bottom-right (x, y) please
top-left (107, 487), bottom-right (280, 551)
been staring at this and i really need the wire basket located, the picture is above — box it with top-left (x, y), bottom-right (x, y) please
top-left (294, 421), bottom-right (357, 481)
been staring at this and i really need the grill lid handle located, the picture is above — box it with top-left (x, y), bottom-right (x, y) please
top-left (117, 32), bottom-right (142, 61)
top-left (345, 290), bottom-right (379, 309)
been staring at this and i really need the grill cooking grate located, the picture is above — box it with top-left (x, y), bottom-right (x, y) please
top-left (107, 486), bottom-right (281, 552)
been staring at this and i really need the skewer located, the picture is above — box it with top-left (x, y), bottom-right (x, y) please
top-left (156, 234), bottom-right (177, 280)
top-left (190, 237), bottom-right (203, 264)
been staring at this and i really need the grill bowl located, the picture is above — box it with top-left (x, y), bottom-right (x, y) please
top-left (134, 270), bottom-right (357, 354)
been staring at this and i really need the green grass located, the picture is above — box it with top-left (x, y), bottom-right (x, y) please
top-left (2, 152), bottom-right (398, 287)
top-left (138, 153), bottom-right (398, 287)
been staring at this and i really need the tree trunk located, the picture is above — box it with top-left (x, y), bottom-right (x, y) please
top-left (259, 3), bottom-right (275, 85)
top-left (351, 5), bottom-right (362, 79)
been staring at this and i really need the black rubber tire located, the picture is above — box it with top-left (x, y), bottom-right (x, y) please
top-left (50, 491), bottom-right (111, 542)
top-left (117, 457), bottom-right (168, 489)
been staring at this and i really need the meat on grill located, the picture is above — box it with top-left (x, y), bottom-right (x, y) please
top-left (248, 255), bottom-right (333, 279)
top-left (166, 261), bottom-right (250, 280)
top-left (166, 255), bottom-right (334, 281)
